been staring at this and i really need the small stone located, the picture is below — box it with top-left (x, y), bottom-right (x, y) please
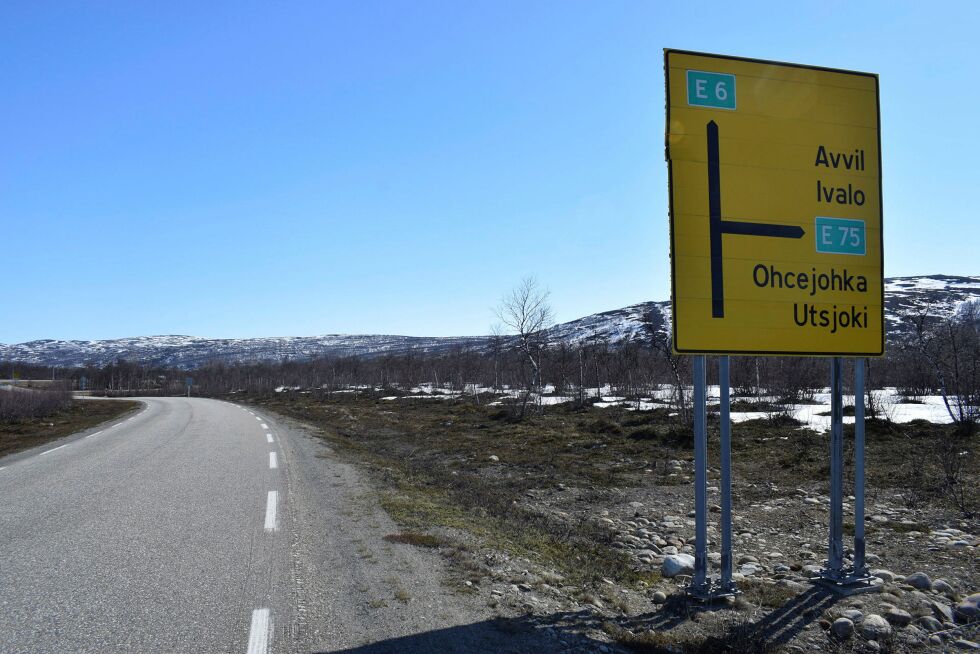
top-left (955, 601), bottom-right (979, 623)
top-left (932, 600), bottom-right (955, 623)
top-left (917, 616), bottom-right (942, 632)
top-left (831, 617), bottom-right (854, 639)
top-left (932, 579), bottom-right (957, 598)
top-left (953, 640), bottom-right (980, 651)
top-left (871, 569), bottom-right (897, 583)
top-left (904, 571), bottom-right (932, 590)
top-left (842, 609), bottom-right (864, 622)
top-left (488, 454), bottom-right (499, 462)
top-left (661, 554), bottom-right (695, 578)
top-left (652, 591), bottom-right (667, 604)
top-left (859, 614), bottom-right (892, 640)
top-left (885, 607), bottom-right (913, 627)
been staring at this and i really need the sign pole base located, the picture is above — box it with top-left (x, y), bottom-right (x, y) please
top-left (811, 571), bottom-right (881, 596)
top-left (685, 577), bottom-right (740, 602)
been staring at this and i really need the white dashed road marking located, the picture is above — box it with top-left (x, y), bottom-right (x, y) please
top-left (246, 608), bottom-right (271, 654)
top-left (40, 443), bottom-right (69, 456)
top-left (269, 452), bottom-right (277, 469)
top-left (264, 491), bottom-right (278, 532)
top-left (260, 423), bottom-right (268, 429)
top-left (266, 434), bottom-right (274, 443)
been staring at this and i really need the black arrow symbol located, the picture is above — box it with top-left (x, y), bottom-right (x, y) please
top-left (707, 120), bottom-right (805, 319)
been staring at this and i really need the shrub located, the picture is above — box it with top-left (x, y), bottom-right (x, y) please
top-left (0, 386), bottom-right (72, 423)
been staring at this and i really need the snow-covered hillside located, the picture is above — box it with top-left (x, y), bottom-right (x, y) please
top-left (1, 275), bottom-right (976, 369)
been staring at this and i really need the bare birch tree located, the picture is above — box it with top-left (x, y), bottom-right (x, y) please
top-left (496, 277), bottom-right (554, 418)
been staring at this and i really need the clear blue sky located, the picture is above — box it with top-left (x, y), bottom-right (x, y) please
top-left (3, 1), bottom-right (977, 343)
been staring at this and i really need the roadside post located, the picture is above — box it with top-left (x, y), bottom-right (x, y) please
top-left (665, 49), bottom-right (884, 599)
top-left (853, 359), bottom-right (867, 574)
top-left (690, 355), bottom-right (709, 596)
top-left (718, 356), bottom-right (735, 593)
top-left (186, 377), bottom-right (193, 398)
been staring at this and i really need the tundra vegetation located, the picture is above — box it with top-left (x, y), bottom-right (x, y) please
top-left (1, 300), bottom-right (977, 650)
top-left (0, 381), bottom-right (138, 456)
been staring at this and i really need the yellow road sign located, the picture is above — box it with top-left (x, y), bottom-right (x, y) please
top-left (666, 50), bottom-right (883, 356)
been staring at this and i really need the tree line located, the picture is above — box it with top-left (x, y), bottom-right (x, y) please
top-left (2, 295), bottom-right (976, 430)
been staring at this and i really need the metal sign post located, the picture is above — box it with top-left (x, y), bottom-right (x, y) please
top-left (815, 358), bottom-right (877, 594)
top-left (853, 359), bottom-right (868, 574)
top-left (687, 355), bottom-right (738, 601)
top-left (718, 356), bottom-right (736, 594)
top-left (688, 355), bottom-right (710, 597)
top-left (827, 358), bottom-right (845, 577)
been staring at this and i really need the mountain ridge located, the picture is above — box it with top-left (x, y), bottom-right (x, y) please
top-left (2, 274), bottom-right (977, 369)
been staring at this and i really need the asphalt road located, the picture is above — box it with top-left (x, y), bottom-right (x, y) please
top-left (0, 397), bottom-right (551, 654)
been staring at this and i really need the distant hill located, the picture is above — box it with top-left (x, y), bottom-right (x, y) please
top-left (2, 275), bottom-right (977, 369)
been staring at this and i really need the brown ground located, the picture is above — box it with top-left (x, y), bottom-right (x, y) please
top-left (249, 390), bottom-right (979, 653)
top-left (0, 399), bottom-right (141, 458)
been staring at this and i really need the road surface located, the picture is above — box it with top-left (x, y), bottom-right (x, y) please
top-left (0, 397), bottom-right (549, 653)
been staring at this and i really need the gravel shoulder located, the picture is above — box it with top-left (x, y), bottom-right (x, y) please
top-left (273, 411), bottom-right (565, 653)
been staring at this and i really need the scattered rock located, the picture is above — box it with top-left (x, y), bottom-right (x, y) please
top-left (661, 554), bottom-right (695, 578)
top-left (831, 617), bottom-right (854, 639)
top-left (933, 578), bottom-right (957, 599)
top-left (842, 609), bottom-right (864, 622)
top-left (859, 614), bottom-right (892, 640)
top-left (488, 455), bottom-right (499, 462)
top-left (904, 571), bottom-right (932, 590)
top-left (885, 607), bottom-right (913, 627)
top-left (917, 616), bottom-right (942, 632)
top-left (953, 640), bottom-right (980, 651)
top-left (956, 601), bottom-right (979, 623)
top-left (932, 600), bottom-right (955, 623)
top-left (871, 569), bottom-right (897, 583)
top-left (652, 591), bottom-right (667, 604)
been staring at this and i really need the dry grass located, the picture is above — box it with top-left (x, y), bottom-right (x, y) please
top-left (383, 532), bottom-right (443, 548)
top-left (245, 391), bottom-right (977, 596)
top-left (0, 399), bottom-right (141, 457)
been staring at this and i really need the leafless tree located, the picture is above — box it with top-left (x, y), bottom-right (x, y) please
top-left (496, 277), bottom-right (554, 418)
top-left (907, 303), bottom-right (980, 432)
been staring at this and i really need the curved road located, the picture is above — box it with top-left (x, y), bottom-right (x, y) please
top-left (0, 399), bottom-right (289, 653)
top-left (0, 397), bottom-right (551, 654)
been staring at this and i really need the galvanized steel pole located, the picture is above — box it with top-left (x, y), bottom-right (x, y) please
top-left (719, 356), bottom-right (733, 589)
top-left (827, 357), bottom-right (845, 575)
top-left (692, 355), bottom-right (708, 591)
top-left (853, 359), bottom-right (867, 573)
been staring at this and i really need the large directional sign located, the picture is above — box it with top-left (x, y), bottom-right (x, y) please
top-left (665, 50), bottom-right (883, 356)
